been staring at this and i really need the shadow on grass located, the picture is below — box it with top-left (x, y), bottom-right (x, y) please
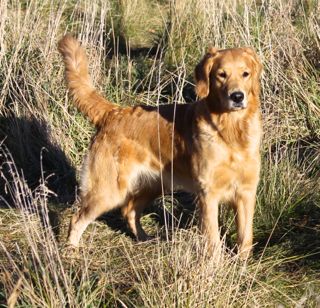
top-left (99, 187), bottom-right (320, 273)
top-left (255, 199), bottom-right (320, 270)
top-left (0, 115), bottom-right (77, 240)
top-left (0, 115), bottom-right (77, 206)
top-left (256, 136), bottom-right (320, 269)
top-left (97, 191), bottom-right (197, 240)
top-left (103, 30), bottom-right (197, 105)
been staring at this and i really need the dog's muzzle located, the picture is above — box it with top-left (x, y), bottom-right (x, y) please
top-left (229, 91), bottom-right (246, 110)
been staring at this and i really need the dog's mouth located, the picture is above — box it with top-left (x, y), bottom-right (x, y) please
top-left (227, 100), bottom-right (247, 111)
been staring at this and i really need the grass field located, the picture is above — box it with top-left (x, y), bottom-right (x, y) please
top-left (0, 0), bottom-right (319, 306)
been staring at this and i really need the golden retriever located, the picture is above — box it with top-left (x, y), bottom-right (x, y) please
top-left (58, 35), bottom-right (262, 258)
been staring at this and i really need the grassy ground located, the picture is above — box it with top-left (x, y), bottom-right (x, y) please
top-left (0, 0), bottom-right (320, 306)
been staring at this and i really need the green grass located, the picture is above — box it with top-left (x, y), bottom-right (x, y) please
top-left (0, 0), bottom-right (319, 306)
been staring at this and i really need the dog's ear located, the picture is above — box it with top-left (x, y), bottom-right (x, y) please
top-left (242, 47), bottom-right (263, 78)
top-left (194, 47), bottom-right (218, 99)
top-left (242, 47), bottom-right (263, 96)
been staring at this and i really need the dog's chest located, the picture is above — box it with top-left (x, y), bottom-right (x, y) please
top-left (207, 141), bottom-right (248, 174)
top-left (195, 127), bottom-right (259, 191)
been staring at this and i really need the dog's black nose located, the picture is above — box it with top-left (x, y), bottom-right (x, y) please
top-left (230, 91), bottom-right (244, 104)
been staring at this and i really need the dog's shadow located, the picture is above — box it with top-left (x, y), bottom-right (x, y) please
top-left (254, 136), bottom-right (320, 266)
top-left (98, 191), bottom-right (198, 240)
top-left (0, 115), bottom-right (77, 204)
top-left (254, 200), bottom-right (320, 269)
top-left (0, 114), bottom-right (77, 238)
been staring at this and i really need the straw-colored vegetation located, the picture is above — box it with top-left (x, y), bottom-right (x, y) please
top-left (0, 0), bottom-right (319, 306)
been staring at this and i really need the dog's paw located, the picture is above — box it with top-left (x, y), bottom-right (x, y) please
top-left (59, 242), bottom-right (80, 259)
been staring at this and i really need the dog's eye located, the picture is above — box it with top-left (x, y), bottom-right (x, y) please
top-left (243, 71), bottom-right (250, 77)
top-left (218, 72), bottom-right (227, 78)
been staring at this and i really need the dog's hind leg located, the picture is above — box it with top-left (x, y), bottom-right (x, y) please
top-left (122, 191), bottom-right (158, 241)
top-left (68, 193), bottom-right (118, 247)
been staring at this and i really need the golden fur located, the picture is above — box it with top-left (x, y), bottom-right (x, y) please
top-left (58, 35), bottom-right (262, 257)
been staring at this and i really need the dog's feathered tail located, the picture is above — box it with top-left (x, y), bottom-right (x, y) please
top-left (58, 35), bottom-right (115, 127)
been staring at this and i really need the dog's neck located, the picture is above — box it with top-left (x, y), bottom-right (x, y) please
top-left (198, 97), bottom-right (261, 148)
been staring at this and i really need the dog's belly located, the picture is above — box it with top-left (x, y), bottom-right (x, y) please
top-left (128, 164), bottom-right (196, 195)
top-left (162, 171), bottom-right (197, 193)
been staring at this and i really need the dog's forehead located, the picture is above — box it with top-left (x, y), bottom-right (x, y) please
top-left (215, 49), bottom-right (252, 70)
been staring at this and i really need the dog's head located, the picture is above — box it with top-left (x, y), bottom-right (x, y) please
top-left (195, 47), bottom-right (262, 112)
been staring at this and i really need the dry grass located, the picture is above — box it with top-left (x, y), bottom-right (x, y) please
top-left (0, 0), bottom-right (320, 306)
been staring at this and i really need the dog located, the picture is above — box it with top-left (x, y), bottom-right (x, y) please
top-left (58, 35), bottom-right (262, 258)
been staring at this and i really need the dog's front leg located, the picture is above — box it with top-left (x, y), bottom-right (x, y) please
top-left (198, 192), bottom-right (221, 252)
top-left (234, 189), bottom-right (256, 259)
